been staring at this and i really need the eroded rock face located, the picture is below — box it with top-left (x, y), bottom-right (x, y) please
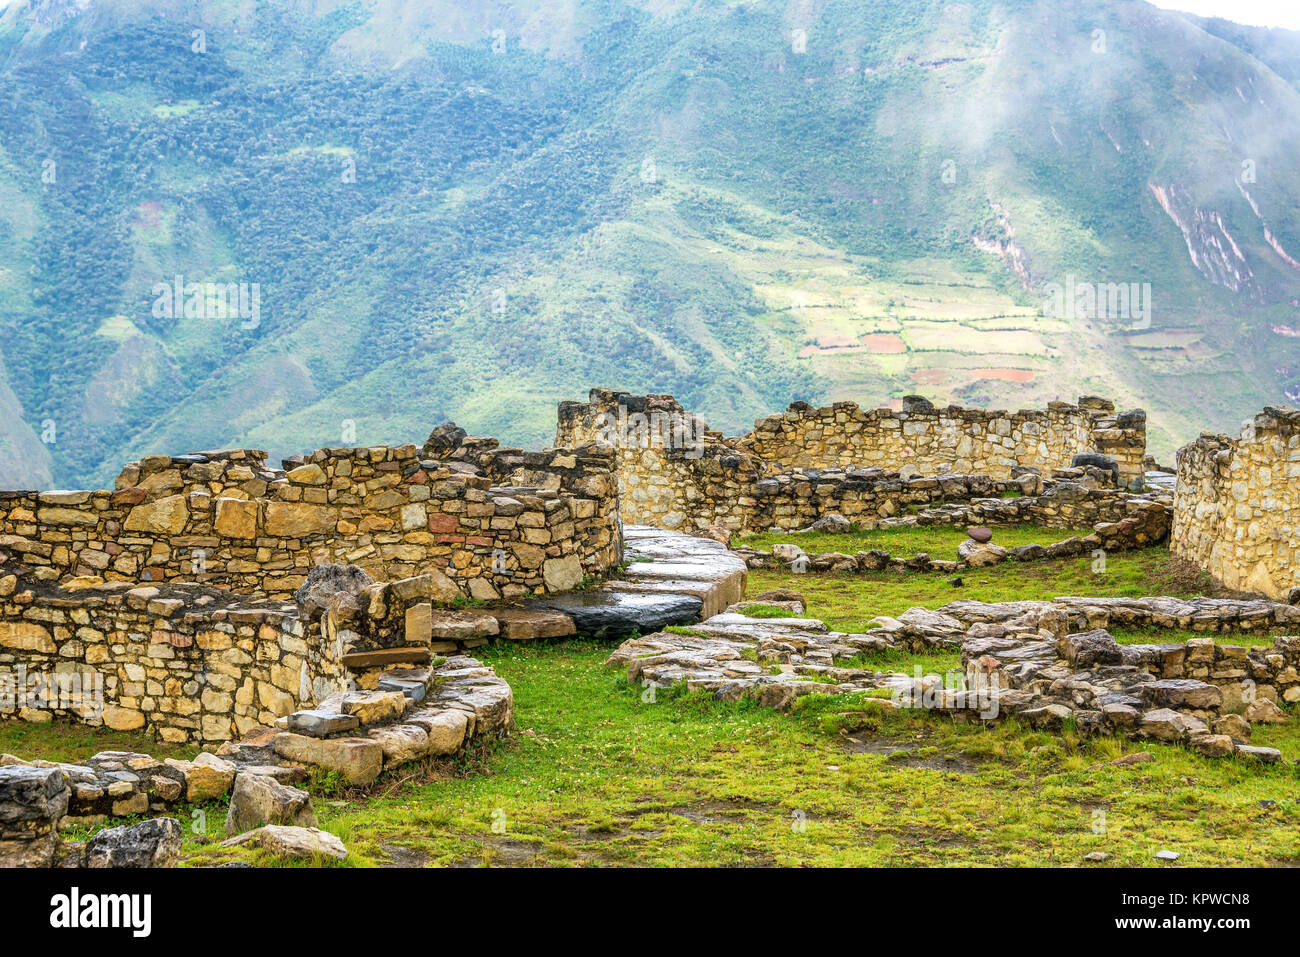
top-left (85, 818), bottom-right (182, 868)
top-left (225, 773), bottom-right (317, 836)
top-left (221, 824), bottom-right (347, 862)
top-left (294, 564), bottom-right (375, 620)
top-left (423, 422), bottom-right (468, 458)
top-left (0, 766), bottom-right (68, 866)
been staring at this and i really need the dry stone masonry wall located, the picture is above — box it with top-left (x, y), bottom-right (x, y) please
top-left (1172, 407), bottom-right (1300, 601)
top-left (0, 441), bottom-right (620, 600)
top-left (735, 394), bottom-right (1146, 485)
top-left (557, 389), bottom-right (1148, 533)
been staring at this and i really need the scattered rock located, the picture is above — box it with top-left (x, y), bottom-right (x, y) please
top-left (85, 818), bottom-right (182, 868)
top-left (221, 825), bottom-right (347, 862)
top-left (225, 773), bottom-right (317, 837)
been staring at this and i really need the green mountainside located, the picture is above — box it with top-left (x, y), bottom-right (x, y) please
top-left (2, 0), bottom-right (1299, 488)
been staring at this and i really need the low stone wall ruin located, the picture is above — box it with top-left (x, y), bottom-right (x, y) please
top-left (1172, 407), bottom-right (1300, 601)
top-left (0, 442), bottom-right (620, 600)
top-left (556, 389), bottom-right (1147, 533)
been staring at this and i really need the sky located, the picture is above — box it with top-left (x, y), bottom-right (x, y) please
top-left (1152, 0), bottom-right (1300, 30)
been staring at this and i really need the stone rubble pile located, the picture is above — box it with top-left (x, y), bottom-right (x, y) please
top-left (609, 594), bottom-right (1294, 763)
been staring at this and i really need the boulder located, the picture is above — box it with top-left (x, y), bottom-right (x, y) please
top-left (225, 773), bottom-right (316, 836)
top-left (696, 524), bottom-right (733, 546)
top-left (367, 724), bottom-right (431, 766)
top-left (1244, 699), bottom-right (1288, 724)
top-left (800, 513), bottom-right (850, 534)
top-left (965, 526), bottom-right (993, 544)
top-left (1058, 630), bottom-right (1124, 668)
top-left (221, 825), bottom-right (347, 862)
top-left (0, 766), bottom-right (69, 838)
top-left (423, 421), bottom-right (468, 458)
top-left (273, 734), bottom-right (383, 785)
top-left (85, 818), bottom-right (182, 868)
top-left (957, 539), bottom-right (1006, 567)
top-left (294, 564), bottom-right (375, 620)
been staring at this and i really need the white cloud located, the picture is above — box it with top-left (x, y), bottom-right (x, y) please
top-left (1151, 0), bottom-right (1300, 31)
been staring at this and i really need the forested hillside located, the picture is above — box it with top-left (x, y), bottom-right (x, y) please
top-left (2, 0), bottom-right (1299, 487)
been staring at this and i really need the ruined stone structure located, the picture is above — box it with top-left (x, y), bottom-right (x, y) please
top-left (556, 389), bottom-right (1148, 532)
top-left (0, 427), bottom-right (629, 746)
top-left (0, 442), bottom-right (620, 600)
top-left (1172, 407), bottom-right (1300, 601)
top-left (734, 394), bottom-right (1146, 484)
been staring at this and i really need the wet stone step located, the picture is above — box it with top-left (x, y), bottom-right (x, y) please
top-left (530, 590), bottom-right (703, 639)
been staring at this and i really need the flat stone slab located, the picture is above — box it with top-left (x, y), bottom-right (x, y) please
top-left (531, 591), bottom-right (703, 639)
top-left (491, 607), bottom-right (576, 640)
top-left (283, 710), bottom-right (360, 738)
top-left (340, 646), bottom-right (431, 669)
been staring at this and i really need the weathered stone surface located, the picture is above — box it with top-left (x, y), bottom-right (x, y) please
top-left (0, 766), bottom-right (68, 838)
top-left (542, 554), bottom-right (583, 592)
top-left (124, 494), bottom-right (190, 534)
top-left (406, 709), bottom-right (469, 755)
top-left (367, 724), bottom-right (430, 765)
top-left (388, 571), bottom-right (461, 605)
top-left (225, 773), bottom-right (316, 836)
top-left (340, 647), bottom-right (431, 669)
top-left (272, 733), bottom-right (382, 785)
top-left (957, 539), bottom-right (1007, 566)
top-left (222, 824), bottom-right (347, 861)
top-left (213, 497), bottom-right (259, 538)
top-left (85, 817), bottom-right (182, 868)
top-left (293, 563), bottom-right (373, 619)
top-left (0, 621), bottom-right (55, 654)
top-left (164, 753), bottom-right (236, 802)
top-left (1244, 699), bottom-right (1288, 724)
top-left (532, 591), bottom-right (703, 639)
top-left (284, 710), bottom-right (360, 738)
top-left (263, 501), bottom-right (335, 537)
top-left (342, 690), bottom-right (406, 724)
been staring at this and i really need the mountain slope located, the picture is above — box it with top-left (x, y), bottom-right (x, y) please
top-left (1, 0), bottom-right (1299, 487)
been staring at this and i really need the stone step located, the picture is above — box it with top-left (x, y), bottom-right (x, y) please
top-left (530, 591), bottom-right (703, 639)
top-left (340, 646), bottom-right (431, 670)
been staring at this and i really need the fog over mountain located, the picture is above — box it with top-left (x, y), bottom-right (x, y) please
top-left (2, 0), bottom-right (1300, 487)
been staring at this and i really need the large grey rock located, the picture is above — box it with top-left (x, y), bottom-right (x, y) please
top-left (1071, 452), bottom-right (1120, 486)
top-left (1058, 629), bottom-right (1124, 668)
top-left (957, 539), bottom-right (1007, 566)
top-left (85, 817), bottom-right (182, 868)
top-left (0, 766), bottom-right (69, 839)
top-left (531, 591), bottom-right (703, 639)
top-left (225, 773), bottom-right (317, 837)
top-left (222, 825), bottom-right (347, 861)
top-left (293, 563), bottom-right (374, 620)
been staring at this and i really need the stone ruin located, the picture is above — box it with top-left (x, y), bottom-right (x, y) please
top-left (1172, 406), bottom-right (1300, 601)
top-left (3, 387), bottom-right (1300, 867)
top-left (556, 389), bottom-right (1148, 533)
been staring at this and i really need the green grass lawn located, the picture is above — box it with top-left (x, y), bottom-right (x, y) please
top-left (3, 539), bottom-right (1296, 868)
top-left (736, 522), bottom-right (1098, 561)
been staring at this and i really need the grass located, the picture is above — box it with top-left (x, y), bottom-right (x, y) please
top-left (3, 540), bottom-right (1296, 868)
top-left (736, 523), bottom-right (1099, 561)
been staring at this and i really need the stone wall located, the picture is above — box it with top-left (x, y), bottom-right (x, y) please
top-left (734, 395), bottom-right (1146, 486)
top-left (0, 442), bottom-right (620, 601)
top-left (1172, 407), bottom-right (1300, 600)
top-left (556, 389), bottom-right (1147, 532)
top-left (0, 574), bottom-right (346, 745)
